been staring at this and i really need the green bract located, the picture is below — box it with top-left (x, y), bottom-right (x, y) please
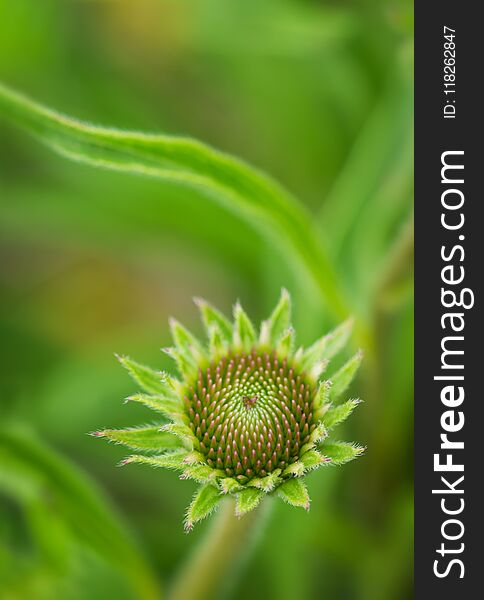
top-left (93, 290), bottom-right (364, 530)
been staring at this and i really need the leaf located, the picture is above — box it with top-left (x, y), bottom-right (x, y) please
top-left (328, 351), bottom-right (363, 401)
top-left (313, 381), bottom-right (332, 417)
top-left (169, 318), bottom-right (207, 364)
top-left (208, 325), bottom-right (226, 360)
top-left (321, 442), bottom-right (365, 464)
top-left (233, 301), bottom-right (256, 351)
top-left (0, 83), bottom-right (349, 321)
top-left (277, 327), bottom-right (295, 358)
top-left (122, 449), bottom-right (188, 470)
top-left (116, 354), bottom-right (176, 396)
top-left (162, 346), bottom-right (197, 380)
top-left (160, 423), bottom-right (199, 449)
top-left (277, 478), bottom-right (310, 510)
top-left (125, 393), bottom-right (185, 422)
top-left (300, 317), bottom-right (354, 372)
top-left (248, 469), bottom-right (282, 493)
top-left (300, 450), bottom-right (329, 471)
top-left (219, 477), bottom-right (244, 494)
top-left (0, 426), bottom-right (159, 599)
top-left (319, 69), bottom-right (412, 261)
top-left (322, 399), bottom-right (362, 430)
top-left (185, 484), bottom-right (222, 531)
top-left (260, 288), bottom-right (291, 346)
top-left (235, 488), bottom-right (264, 517)
top-left (92, 425), bottom-right (182, 451)
top-left (180, 464), bottom-right (222, 483)
top-left (194, 297), bottom-right (233, 344)
top-left (309, 423), bottom-right (327, 445)
top-left (282, 461), bottom-right (305, 477)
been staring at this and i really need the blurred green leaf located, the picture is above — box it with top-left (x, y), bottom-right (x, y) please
top-left (0, 83), bottom-right (350, 321)
top-left (0, 425), bottom-right (160, 599)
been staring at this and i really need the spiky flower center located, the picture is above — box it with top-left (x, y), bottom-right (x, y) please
top-left (185, 350), bottom-right (316, 481)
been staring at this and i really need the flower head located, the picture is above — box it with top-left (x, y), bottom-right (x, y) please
top-left (94, 290), bottom-right (364, 530)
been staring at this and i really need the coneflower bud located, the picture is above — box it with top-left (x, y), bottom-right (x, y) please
top-left (94, 290), bottom-right (364, 530)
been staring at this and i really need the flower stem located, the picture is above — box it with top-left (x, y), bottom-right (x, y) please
top-left (169, 497), bottom-right (272, 600)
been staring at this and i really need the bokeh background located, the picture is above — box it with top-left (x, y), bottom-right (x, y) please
top-left (0, 1), bottom-right (413, 599)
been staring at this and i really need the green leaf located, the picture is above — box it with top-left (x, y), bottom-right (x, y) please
top-left (219, 477), bottom-right (244, 494)
top-left (160, 423), bottom-right (199, 449)
top-left (194, 297), bottom-right (233, 345)
top-left (181, 464), bottom-right (222, 483)
top-left (125, 393), bottom-right (185, 422)
top-left (313, 381), bottom-right (332, 417)
top-left (92, 425), bottom-right (181, 452)
top-left (122, 449), bottom-right (188, 470)
top-left (0, 83), bottom-right (349, 321)
top-left (300, 317), bottom-right (354, 372)
top-left (0, 426), bottom-right (159, 599)
top-left (309, 423), bottom-right (327, 445)
top-left (328, 350), bottom-right (363, 401)
top-left (277, 327), bottom-right (295, 358)
top-left (169, 318), bottom-right (207, 364)
top-left (116, 354), bottom-right (176, 396)
top-left (235, 488), bottom-right (264, 517)
top-left (233, 301), bottom-right (256, 351)
top-left (282, 461), bottom-right (305, 477)
top-left (248, 469), bottom-right (282, 492)
top-left (162, 346), bottom-right (197, 380)
top-left (321, 442), bottom-right (365, 464)
top-left (185, 484), bottom-right (222, 531)
top-left (300, 450), bottom-right (329, 471)
top-left (208, 324), bottom-right (226, 360)
top-left (277, 478), bottom-right (310, 510)
top-left (322, 399), bottom-right (362, 430)
top-left (260, 288), bottom-right (291, 346)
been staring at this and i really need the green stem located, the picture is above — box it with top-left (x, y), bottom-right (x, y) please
top-left (169, 498), bottom-right (272, 600)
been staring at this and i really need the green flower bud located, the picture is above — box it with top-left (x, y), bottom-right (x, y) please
top-left (93, 290), bottom-right (364, 530)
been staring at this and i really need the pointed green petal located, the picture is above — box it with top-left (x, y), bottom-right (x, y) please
top-left (248, 469), bottom-right (282, 492)
top-left (321, 442), bottom-right (365, 464)
top-left (194, 297), bottom-right (232, 345)
top-left (169, 318), bottom-right (206, 364)
top-left (182, 450), bottom-right (206, 465)
top-left (93, 425), bottom-right (182, 451)
top-left (300, 449), bottom-right (329, 471)
top-left (277, 478), bottom-right (310, 510)
top-left (208, 325), bottom-right (226, 360)
top-left (160, 423), bottom-right (199, 450)
top-left (185, 484), bottom-right (222, 531)
top-left (220, 477), bottom-right (244, 494)
top-left (121, 449), bottom-right (188, 469)
top-left (309, 423), bottom-right (327, 445)
top-left (126, 393), bottom-right (185, 422)
top-left (323, 399), bottom-right (362, 430)
top-left (277, 327), bottom-right (295, 358)
top-left (260, 289), bottom-right (291, 346)
top-left (308, 359), bottom-right (329, 382)
top-left (300, 318), bottom-right (354, 373)
top-left (235, 488), bottom-right (264, 517)
top-left (328, 351), bottom-right (363, 401)
top-left (163, 346), bottom-right (197, 380)
top-left (233, 302), bottom-right (256, 351)
top-left (313, 381), bottom-right (332, 420)
top-left (282, 461), bottom-right (305, 477)
top-left (180, 464), bottom-right (223, 483)
top-left (116, 355), bottom-right (174, 396)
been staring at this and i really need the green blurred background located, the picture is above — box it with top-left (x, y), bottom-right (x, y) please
top-left (0, 1), bottom-right (413, 599)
